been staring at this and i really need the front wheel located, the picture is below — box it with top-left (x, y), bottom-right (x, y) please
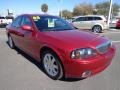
top-left (92, 25), bottom-right (102, 33)
top-left (8, 36), bottom-right (15, 49)
top-left (42, 50), bottom-right (63, 80)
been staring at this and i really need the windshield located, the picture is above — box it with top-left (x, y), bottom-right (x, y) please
top-left (32, 15), bottom-right (75, 31)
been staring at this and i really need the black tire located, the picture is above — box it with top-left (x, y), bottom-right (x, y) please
top-left (8, 35), bottom-right (15, 49)
top-left (41, 50), bottom-right (63, 80)
top-left (92, 25), bottom-right (102, 33)
top-left (116, 27), bottom-right (120, 29)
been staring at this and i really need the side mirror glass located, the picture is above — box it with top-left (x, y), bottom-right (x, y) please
top-left (21, 25), bottom-right (33, 31)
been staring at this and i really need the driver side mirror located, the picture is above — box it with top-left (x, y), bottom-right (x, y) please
top-left (21, 25), bottom-right (33, 31)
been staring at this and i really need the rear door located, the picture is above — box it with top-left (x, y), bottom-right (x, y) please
top-left (84, 16), bottom-right (94, 29)
top-left (72, 17), bottom-right (86, 29)
top-left (9, 16), bottom-right (23, 48)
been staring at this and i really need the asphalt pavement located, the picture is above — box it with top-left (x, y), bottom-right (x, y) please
top-left (0, 28), bottom-right (120, 90)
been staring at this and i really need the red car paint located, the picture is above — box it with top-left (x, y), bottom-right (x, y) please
top-left (116, 19), bottom-right (120, 28)
top-left (6, 14), bottom-right (115, 78)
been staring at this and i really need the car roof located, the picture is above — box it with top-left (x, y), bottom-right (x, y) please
top-left (18, 14), bottom-right (58, 17)
top-left (77, 15), bottom-right (105, 18)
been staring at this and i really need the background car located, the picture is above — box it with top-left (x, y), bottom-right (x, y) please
top-left (109, 17), bottom-right (120, 29)
top-left (116, 19), bottom-right (120, 29)
top-left (0, 16), bottom-right (13, 28)
top-left (0, 16), bottom-right (7, 28)
top-left (72, 15), bottom-right (108, 33)
top-left (5, 16), bottom-right (14, 25)
top-left (6, 14), bottom-right (115, 80)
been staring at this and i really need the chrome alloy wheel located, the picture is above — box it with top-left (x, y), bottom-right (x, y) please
top-left (8, 36), bottom-right (14, 49)
top-left (43, 53), bottom-right (59, 77)
top-left (92, 25), bottom-right (102, 33)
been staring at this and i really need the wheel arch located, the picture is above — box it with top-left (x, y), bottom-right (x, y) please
top-left (92, 24), bottom-right (103, 30)
top-left (39, 45), bottom-right (65, 77)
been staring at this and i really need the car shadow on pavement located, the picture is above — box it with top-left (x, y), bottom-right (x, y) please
top-left (6, 41), bottom-right (44, 72)
top-left (60, 78), bottom-right (84, 82)
top-left (6, 41), bottom-right (84, 82)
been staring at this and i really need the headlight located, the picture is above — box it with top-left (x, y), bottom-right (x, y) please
top-left (71, 48), bottom-right (97, 59)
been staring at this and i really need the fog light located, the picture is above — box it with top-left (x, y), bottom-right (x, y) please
top-left (82, 71), bottom-right (92, 78)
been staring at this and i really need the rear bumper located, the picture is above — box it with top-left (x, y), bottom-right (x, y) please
top-left (116, 23), bottom-right (120, 28)
top-left (0, 23), bottom-right (7, 27)
top-left (64, 47), bottom-right (115, 78)
top-left (102, 25), bottom-right (109, 30)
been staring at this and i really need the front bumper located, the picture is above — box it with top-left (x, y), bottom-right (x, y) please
top-left (0, 23), bottom-right (7, 27)
top-left (64, 47), bottom-right (115, 78)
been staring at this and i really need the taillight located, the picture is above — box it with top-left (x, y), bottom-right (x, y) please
top-left (104, 20), bottom-right (107, 23)
top-left (117, 20), bottom-right (120, 23)
top-left (1, 20), bottom-right (3, 23)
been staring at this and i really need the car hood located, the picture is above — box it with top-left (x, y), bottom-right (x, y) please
top-left (40, 30), bottom-right (109, 50)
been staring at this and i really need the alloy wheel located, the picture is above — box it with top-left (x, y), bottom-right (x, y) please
top-left (8, 36), bottom-right (14, 49)
top-left (42, 51), bottom-right (63, 80)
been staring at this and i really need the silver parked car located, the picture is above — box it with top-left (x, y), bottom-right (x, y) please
top-left (109, 17), bottom-right (120, 28)
top-left (72, 15), bottom-right (108, 33)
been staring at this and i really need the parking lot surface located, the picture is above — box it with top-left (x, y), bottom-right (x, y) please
top-left (0, 28), bottom-right (120, 90)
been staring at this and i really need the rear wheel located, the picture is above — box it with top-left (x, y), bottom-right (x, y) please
top-left (8, 36), bottom-right (15, 49)
top-left (42, 50), bottom-right (63, 80)
top-left (92, 25), bottom-right (102, 33)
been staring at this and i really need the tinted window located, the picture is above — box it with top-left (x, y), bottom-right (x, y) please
top-left (21, 16), bottom-right (32, 26)
top-left (12, 16), bottom-right (22, 27)
top-left (86, 17), bottom-right (93, 21)
top-left (6, 17), bottom-right (14, 19)
top-left (32, 15), bottom-right (75, 31)
top-left (0, 17), bottom-right (5, 19)
top-left (93, 17), bottom-right (102, 20)
top-left (75, 17), bottom-right (86, 21)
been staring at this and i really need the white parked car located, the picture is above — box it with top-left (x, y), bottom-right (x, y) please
top-left (5, 17), bottom-right (13, 25)
top-left (72, 15), bottom-right (108, 33)
top-left (0, 16), bottom-right (13, 28)
top-left (0, 16), bottom-right (7, 27)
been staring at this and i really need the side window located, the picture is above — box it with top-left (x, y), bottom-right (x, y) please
top-left (75, 17), bottom-right (85, 22)
top-left (21, 16), bottom-right (32, 26)
top-left (12, 16), bottom-right (22, 27)
top-left (86, 17), bottom-right (93, 21)
top-left (93, 17), bottom-right (102, 20)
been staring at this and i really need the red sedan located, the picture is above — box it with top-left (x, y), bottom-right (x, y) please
top-left (6, 14), bottom-right (115, 80)
top-left (116, 19), bottom-right (120, 28)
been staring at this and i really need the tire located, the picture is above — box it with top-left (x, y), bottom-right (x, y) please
top-left (8, 35), bottom-right (15, 49)
top-left (92, 25), bottom-right (102, 33)
top-left (42, 50), bottom-right (63, 80)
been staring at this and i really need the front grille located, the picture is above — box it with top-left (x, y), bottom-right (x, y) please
top-left (96, 41), bottom-right (111, 54)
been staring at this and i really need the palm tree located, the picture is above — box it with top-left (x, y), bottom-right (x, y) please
top-left (41, 4), bottom-right (48, 14)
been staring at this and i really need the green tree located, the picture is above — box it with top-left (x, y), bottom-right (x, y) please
top-left (73, 3), bottom-right (93, 16)
top-left (60, 10), bottom-right (72, 19)
top-left (41, 4), bottom-right (48, 13)
top-left (95, 1), bottom-right (120, 16)
top-left (112, 3), bottom-right (120, 16)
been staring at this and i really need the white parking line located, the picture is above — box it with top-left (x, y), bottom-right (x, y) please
top-left (112, 41), bottom-right (120, 43)
top-left (103, 31), bottom-right (120, 34)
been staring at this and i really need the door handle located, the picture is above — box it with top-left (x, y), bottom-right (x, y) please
top-left (17, 33), bottom-right (24, 37)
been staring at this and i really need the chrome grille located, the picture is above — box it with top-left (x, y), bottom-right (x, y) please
top-left (96, 41), bottom-right (111, 54)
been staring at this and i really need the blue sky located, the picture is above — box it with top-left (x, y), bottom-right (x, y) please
top-left (0, 0), bottom-right (120, 16)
